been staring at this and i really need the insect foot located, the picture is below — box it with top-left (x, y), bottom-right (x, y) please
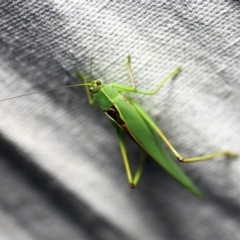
top-left (130, 183), bottom-right (135, 189)
top-left (224, 151), bottom-right (238, 158)
top-left (178, 156), bottom-right (185, 162)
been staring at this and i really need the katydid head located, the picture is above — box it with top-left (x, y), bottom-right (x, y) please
top-left (0, 72), bottom-right (107, 103)
top-left (89, 79), bottom-right (104, 94)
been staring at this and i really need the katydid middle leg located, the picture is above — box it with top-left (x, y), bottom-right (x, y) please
top-left (112, 121), bottom-right (147, 188)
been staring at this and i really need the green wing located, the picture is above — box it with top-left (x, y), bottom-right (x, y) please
top-left (113, 96), bottom-right (202, 198)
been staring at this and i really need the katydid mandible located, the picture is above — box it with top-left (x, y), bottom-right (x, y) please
top-left (1, 55), bottom-right (237, 197)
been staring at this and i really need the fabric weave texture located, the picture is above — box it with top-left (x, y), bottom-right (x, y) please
top-left (0, 1), bottom-right (239, 240)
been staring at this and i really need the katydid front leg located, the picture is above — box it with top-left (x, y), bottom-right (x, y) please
top-left (112, 64), bottom-right (181, 95)
top-left (77, 72), bottom-right (96, 105)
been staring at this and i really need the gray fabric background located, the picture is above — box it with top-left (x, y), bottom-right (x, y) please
top-left (0, 1), bottom-right (240, 239)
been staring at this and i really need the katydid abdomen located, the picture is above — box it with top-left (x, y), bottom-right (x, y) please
top-left (103, 92), bottom-right (202, 197)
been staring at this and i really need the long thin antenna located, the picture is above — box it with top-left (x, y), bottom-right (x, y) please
top-left (0, 83), bottom-right (91, 102)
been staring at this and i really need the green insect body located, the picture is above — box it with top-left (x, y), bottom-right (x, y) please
top-left (77, 56), bottom-right (237, 198)
top-left (86, 78), bottom-right (202, 197)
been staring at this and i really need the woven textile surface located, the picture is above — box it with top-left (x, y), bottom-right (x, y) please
top-left (0, 1), bottom-right (240, 239)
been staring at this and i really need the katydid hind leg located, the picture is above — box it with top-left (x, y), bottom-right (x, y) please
top-left (129, 99), bottom-right (238, 163)
top-left (112, 121), bottom-right (146, 188)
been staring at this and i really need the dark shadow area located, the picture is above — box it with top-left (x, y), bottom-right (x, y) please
top-left (200, 178), bottom-right (240, 223)
top-left (136, 160), bottom-right (198, 240)
top-left (0, 132), bottom-right (130, 240)
top-left (135, 155), bottom-right (240, 240)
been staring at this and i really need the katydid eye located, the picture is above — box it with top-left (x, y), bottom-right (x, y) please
top-left (89, 87), bottom-right (93, 92)
top-left (96, 80), bottom-right (101, 86)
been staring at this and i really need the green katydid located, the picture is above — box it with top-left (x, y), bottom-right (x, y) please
top-left (1, 55), bottom-right (237, 197)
